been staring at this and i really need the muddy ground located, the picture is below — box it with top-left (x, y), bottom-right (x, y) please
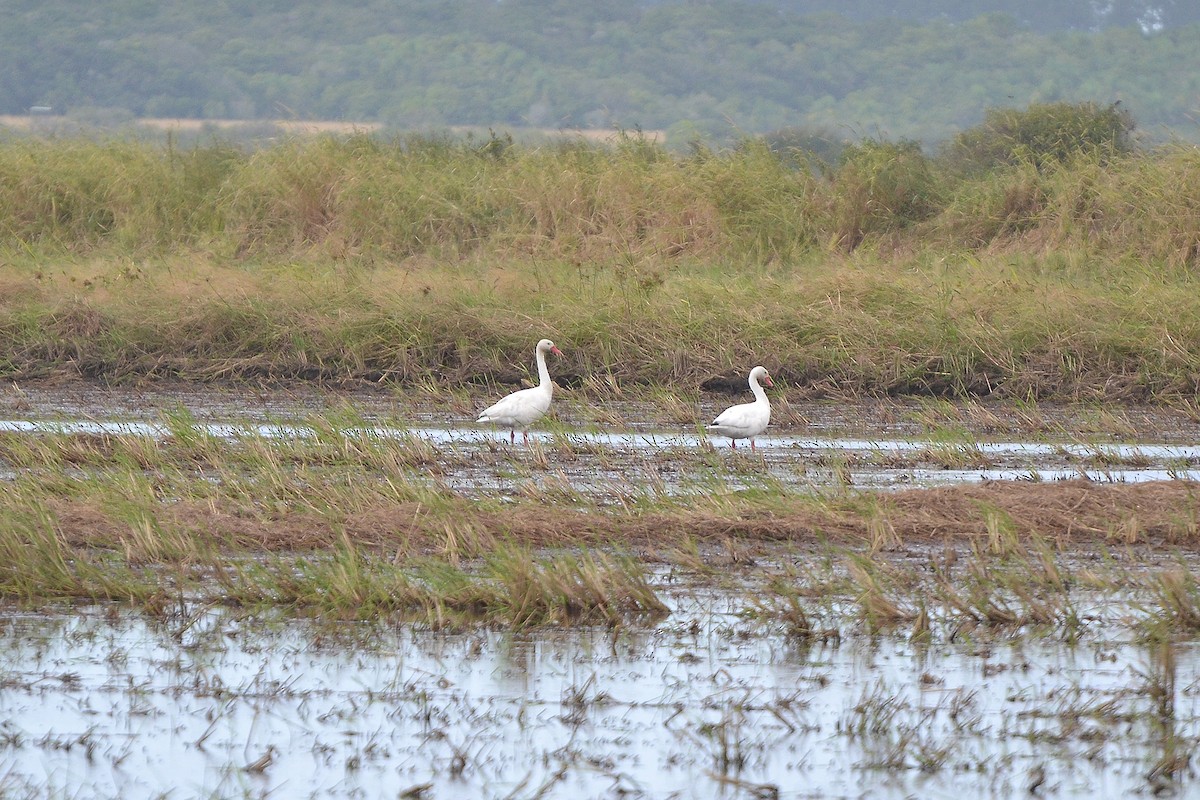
top-left (2, 378), bottom-right (1199, 555)
top-left (5, 377), bottom-right (1199, 442)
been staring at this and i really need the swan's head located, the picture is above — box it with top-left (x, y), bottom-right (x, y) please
top-left (537, 338), bottom-right (564, 357)
top-left (750, 366), bottom-right (773, 388)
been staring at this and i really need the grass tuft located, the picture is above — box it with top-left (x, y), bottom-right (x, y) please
top-left (2, 137), bottom-right (1200, 400)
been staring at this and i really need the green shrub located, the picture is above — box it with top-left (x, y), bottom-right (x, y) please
top-left (941, 101), bottom-right (1136, 174)
top-left (930, 161), bottom-right (1048, 247)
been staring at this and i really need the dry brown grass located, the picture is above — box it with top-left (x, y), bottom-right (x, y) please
top-left (4, 137), bottom-right (1200, 401)
top-left (34, 480), bottom-right (1200, 558)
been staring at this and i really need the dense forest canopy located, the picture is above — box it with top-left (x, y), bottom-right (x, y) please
top-left (743, 0), bottom-right (1198, 30)
top-left (4, 0), bottom-right (1199, 145)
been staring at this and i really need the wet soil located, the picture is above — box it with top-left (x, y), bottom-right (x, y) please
top-left (3, 378), bottom-right (1199, 555)
top-left (2, 380), bottom-right (1200, 798)
top-left (5, 378), bottom-right (1199, 443)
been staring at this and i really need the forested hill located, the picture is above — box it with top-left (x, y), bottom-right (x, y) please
top-left (721, 0), bottom-right (1199, 30)
top-left (5, 0), bottom-right (1199, 145)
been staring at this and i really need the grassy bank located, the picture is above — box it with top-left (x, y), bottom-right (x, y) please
top-left (1, 409), bottom-right (1198, 628)
top-left (2, 134), bottom-right (1200, 400)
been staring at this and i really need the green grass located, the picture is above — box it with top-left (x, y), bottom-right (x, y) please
top-left (2, 407), bottom-right (1199, 628)
top-left (211, 538), bottom-right (667, 627)
top-left (2, 136), bottom-right (1200, 400)
top-left (0, 414), bottom-right (675, 624)
top-left (2, 251), bottom-right (1198, 401)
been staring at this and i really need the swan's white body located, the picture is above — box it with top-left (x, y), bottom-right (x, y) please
top-left (706, 366), bottom-right (773, 450)
top-left (477, 338), bottom-right (563, 444)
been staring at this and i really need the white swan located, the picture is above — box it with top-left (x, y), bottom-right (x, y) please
top-left (477, 338), bottom-right (564, 444)
top-left (706, 366), bottom-right (773, 450)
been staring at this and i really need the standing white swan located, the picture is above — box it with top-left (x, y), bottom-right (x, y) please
top-left (477, 338), bottom-right (564, 444)
top-left (706, 366), bottom-right (774, 450)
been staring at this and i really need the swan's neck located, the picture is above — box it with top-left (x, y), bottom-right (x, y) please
top-left (749, 375), bottom-right (768, 404)
top-left (535, 347), bottom-right (552, 390)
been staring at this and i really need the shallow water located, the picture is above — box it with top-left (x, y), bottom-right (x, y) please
top-left (1, 580), bottom-right (1196, 800)
top-left (4, 416), bottom-right (1200, 493)
top-left (2, 387), bottom-right (1200, 797)
top-left (5, 383), bottom-right (1200, 494)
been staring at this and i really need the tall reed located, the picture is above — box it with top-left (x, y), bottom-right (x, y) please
top-left (3, 136), bottom-right (1200, 399)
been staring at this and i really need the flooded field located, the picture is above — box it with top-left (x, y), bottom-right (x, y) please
top-left (3, 565), bottom-right (1199, 800)
top-left (1, 382), bottom-right (1199, 798)
top-left (3, 381), bottom-right (1200, 496)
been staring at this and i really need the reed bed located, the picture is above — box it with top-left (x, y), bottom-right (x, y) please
top-left (6, 130), bottom-right (1200, 799)
top-left (1, 135), bottom-right (1200, 400)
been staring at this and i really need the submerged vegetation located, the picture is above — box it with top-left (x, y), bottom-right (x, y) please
top-left (2, 104), bottom-right (1199, 800)
top-left (1, 101), bottom-right (1199, 625)
top-left (0, 402), bottom-right (1197, 631)
top-left (1, 105), bottom-right (1200, 402)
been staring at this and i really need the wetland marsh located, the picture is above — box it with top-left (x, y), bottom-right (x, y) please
top-left (2, 383), bottom-right (1200, 798)
top-left (3, 573), bottom-right (1198, 800)
top-left (5, 129), bottom-right (1200, 797)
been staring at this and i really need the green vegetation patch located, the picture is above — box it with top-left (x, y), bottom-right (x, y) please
top-left (1, 410), bottom-right (1199, 624)
top-left (2, 120), bottom-right (1200, 402)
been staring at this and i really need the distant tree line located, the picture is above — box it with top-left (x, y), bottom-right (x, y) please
top-left (751, 0), bottom-right (1198, 31)
top-left (3, 0), bottom-right (1198, 145)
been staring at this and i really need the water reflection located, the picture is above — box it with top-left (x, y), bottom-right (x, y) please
top-left (3, 418), bottom-right (1199, 491)
top-left (5, 416), bottom-right (1200, 458)
top-left (1, 590), bottom-right (1196, 799)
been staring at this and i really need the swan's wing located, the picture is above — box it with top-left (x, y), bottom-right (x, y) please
top-left (710, 401), bottom-right (754, 428)
top-left (478, 386), bottom-right (551, 426)
top-left (478, 389), bottom-right (526, 422)
top-left (707, 401), bottom-right (769, 437)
